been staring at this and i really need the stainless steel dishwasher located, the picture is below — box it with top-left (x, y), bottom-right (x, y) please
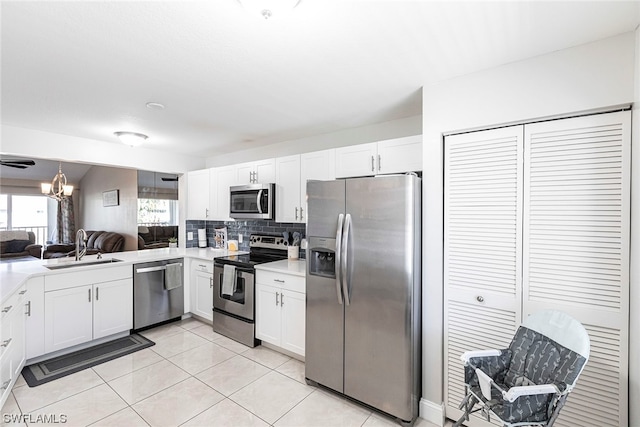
top-left (133, 258), bottom-right (184, 330)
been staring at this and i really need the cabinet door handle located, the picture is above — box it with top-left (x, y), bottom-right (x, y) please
top-left (476, 295), bottom-right (484, 303)
top-left (274, 279), bottom-right (285, 283)
top-left (19, 290), bottom-right (27, 295)
top-left (25, 301), bottom-right (31, 317)
top-left (206, 208), bottom-right (209, 218)
top-left (209, 277), bottom-right (213, 288)
top-left (276, 292), bottom-right (279, 306)
top-left (1, 305), bottom-right (12, 313)
top-left (300, 207), bottom-right (304, 221)
top-left (371, 155), bottom-right (375, 172)
top-left (378, 154), bottom-right (381, 171)
top-left (1, 338), bottom-right (12, 348)
top-left (96, 287), bottom-right (99, 301)
top-left (0, 380), bottom-right (10, 391)
top-left (88, 289), bottom-right (92, 302)
top-left (280, 292), bottom-right (284, 306)
top-left (295, 207), bottom-right (298, 220)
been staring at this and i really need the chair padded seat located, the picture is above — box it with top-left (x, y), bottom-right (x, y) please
top-left (465, 326), bottom-right (587, 424)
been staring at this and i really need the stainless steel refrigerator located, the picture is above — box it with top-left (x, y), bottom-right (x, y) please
top-left (305, 174), bottom-right (421, 425)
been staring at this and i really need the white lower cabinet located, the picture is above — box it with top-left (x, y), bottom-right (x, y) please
top-left (1, 284), bottom-right (27, 409)
top-left (45, 285), bottom-right (94, 352)
top-left (44, 266), bottom-right (133, 354)
top-left (190, 260), bottom-right (214, 321)
top-left (25, 276), bottom-right (45, 360)
top-left (255, 270), bottom-right (305, 357)
top-left (256, 284), bottom-right (281, 344)
top-left (279, 289), bottom-right (305, 355)
top-left (93, 279), bottom-right (133, 340)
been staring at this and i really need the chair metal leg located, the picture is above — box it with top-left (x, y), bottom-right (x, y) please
top-left (453, 395), bottom-right (478, 427)
top-left (546, 395), bottom-right (568, 427)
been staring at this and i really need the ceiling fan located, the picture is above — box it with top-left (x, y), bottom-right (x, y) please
top-left (0, 159), bottom-right (36, 169)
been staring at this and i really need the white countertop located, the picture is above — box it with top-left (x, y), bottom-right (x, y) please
top-left (0, 247), bottom-right (247, 304)
top-left (254, 259), bottom-right (306, 277)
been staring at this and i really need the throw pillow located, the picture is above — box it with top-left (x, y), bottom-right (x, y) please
top-left (5, 239), bottom-right (31, 253)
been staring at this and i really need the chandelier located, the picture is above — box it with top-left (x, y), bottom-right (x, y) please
top-left (41, 162), bottom-right (73, 201)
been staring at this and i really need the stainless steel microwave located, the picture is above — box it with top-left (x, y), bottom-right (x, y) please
top-left (229, 183), bottom-right (275, 220)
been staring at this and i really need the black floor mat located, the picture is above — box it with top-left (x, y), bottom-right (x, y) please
top-left (22, 334), bottom-right (155, 387)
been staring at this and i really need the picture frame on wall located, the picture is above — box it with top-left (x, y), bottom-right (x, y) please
top-left (103, 189), bottom-right (119, 207)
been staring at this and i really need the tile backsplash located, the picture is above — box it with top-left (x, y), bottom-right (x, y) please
top-left (185, 220), bottom-right (306, 257)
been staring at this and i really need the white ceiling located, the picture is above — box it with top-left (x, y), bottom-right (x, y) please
top-left (1, 1), bottom-right (638, 159)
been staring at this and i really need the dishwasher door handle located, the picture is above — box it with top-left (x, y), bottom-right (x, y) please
top-left (136, 263), bottom-right (183, 274)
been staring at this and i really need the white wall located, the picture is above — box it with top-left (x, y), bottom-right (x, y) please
top-left (205, 115), bottom-right (422, 167)
top-left (0, 125), bottom-right (204, 173)
top-left (79, 165), bottom-right (139, 251)
top-left (629, 25), bottom-right (640, 427)
top-left (421, 31), bottom-right (637, 425)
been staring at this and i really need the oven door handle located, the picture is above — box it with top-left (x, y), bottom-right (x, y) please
top-left (257, 189), bottom-right (263, 214)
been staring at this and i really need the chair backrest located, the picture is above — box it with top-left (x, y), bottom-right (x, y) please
top-left (504, 310), bottom-right (589, 391)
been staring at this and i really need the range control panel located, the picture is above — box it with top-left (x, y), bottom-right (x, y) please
top-left (250, 234), bottom-right (288, 249)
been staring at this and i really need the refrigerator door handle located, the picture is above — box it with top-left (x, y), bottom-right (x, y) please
top-left (335, 214), bottom-right (344, 305)
top-left (341, 213), bottom-right (351, 306)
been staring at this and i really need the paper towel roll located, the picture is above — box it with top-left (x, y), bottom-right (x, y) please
top-left (198, 229), bottom-right (207, 248)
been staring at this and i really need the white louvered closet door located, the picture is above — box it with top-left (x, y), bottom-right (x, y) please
top-left (444, 126), bottom-right (523, 426)
top-left (524, 111), bottom-right (630, 427)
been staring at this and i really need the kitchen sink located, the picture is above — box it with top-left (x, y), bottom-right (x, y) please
top-left (44, 258), bottom-right (124, 270)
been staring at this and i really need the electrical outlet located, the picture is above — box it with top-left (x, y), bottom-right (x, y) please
top-left (238, 234), bottom-right (243, 243)
top-left (187, 232), bottom-right (193, 240)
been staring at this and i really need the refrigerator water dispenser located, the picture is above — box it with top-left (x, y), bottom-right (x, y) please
top-left (308, 246), bottom-right (336, 279)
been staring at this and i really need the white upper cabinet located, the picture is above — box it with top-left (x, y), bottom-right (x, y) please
top-left (276, 149), bottom-right (335, 223)
top-left (236, 159), bottom-right (276, 184)
top-left (335, 135), bottom-right (422, 178)
top-left (212, 165), bottom-right (236, 220)
top-left (187, 169), bottom-right (211, 220)
top-left (376, 135), bottom-right (423, 175)
top-left (276, 155), bottom-right (301, 223)
top-left (335, 142), bottom-right (377, 178)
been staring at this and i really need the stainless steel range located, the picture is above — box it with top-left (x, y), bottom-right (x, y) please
top-left (212, 234), bottom-right (288, 347)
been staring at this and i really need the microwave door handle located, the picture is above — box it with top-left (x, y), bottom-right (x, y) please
top-left (341, 213), bottom-right (351, 306)
top-left (335, 214), bottom-right (344, 305)
top-left (256, 189), bottom-right (263, 214)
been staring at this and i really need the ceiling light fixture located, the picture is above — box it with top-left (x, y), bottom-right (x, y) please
top-left (146, 102), bottom-right (165, 110)
top-left (237, 0), bottom-right (301, 19)
top-left (41, 162), bottom-right (73, 201)
top-left (114, 131), bottom-right (148, 147)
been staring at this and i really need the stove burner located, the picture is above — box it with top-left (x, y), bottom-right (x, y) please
top-left (214, 233), bottom-right (289, 269)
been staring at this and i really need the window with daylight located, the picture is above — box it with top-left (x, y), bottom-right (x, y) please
top-left (0, 194), bottom-right (49, 245)
top-left (137, 198), bottom-right (178, 226)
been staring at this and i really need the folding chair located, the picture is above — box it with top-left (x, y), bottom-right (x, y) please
top-left (453, 310), bottom-right (590, 427)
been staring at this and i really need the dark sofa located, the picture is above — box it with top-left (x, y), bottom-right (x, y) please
top-left (138, 225), bottom-right (178, 249)
top-left (0, 231), bottom-right (42, 260)
top-left (43, 230), bottom-right (125, 259)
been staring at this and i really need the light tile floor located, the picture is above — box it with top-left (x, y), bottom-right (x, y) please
top-left (2, 318), bottom-right (443, 427)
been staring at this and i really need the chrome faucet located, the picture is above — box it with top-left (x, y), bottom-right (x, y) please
top-left (75, 229), bottom-right (88, 261)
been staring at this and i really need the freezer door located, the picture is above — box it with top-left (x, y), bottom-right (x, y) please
top-left (343, 175), bottom-right (421, 422)
top-left (306, 179), bottom-right (345, 238)
top-left (305, 179), bottom-right (346, 393)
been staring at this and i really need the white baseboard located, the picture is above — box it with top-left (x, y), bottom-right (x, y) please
top-left (419, 398), bottom-right (445, 426)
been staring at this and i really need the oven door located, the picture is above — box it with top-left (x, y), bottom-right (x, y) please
top-left (213, 264), bottom-right (255, 320)
top-left (229, 183), bottom-right (274, 219)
